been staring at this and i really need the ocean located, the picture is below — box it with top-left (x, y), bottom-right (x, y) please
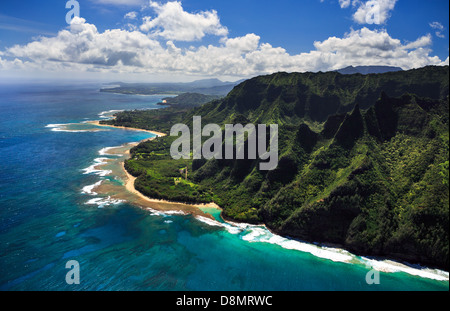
top-left (0, 82), bottom-right (448, 291)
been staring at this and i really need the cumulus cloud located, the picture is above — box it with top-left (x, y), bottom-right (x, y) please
top-left (223, 34), bottom-right (261, 53)
top-left (140, 1), bottom-right (228, 41)
top-left (336, 0), bottom-right (397, 25)
top-left (354, 0), bottom-right (397, 24)
top-left (6, 17), bottom-right (162, 68)
top-left (0, 2), bottom-right (447, 79)
top-left (312, 28), bottom-right (440, 69)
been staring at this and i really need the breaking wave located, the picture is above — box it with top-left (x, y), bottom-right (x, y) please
top-left (194, 215), bottom-right (449, 281)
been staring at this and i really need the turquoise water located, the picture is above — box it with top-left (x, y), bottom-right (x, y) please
top-left (0, 83), bottom-right (448, 291)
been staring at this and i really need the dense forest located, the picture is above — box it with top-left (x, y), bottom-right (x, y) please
top-left (159, 93), bottom-right (221, 107)
top-left (103, 66), bottom-right (449, 269)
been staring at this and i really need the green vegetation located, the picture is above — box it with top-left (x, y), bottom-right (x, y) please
top-left (100, 93), bottom-right (222, 134)
top-left (159, 93), bottom-right (221, 108)
top-left (110, 66), bottom-right (449, 269)
top-left (100, 107), bottom-right (191, 134)
top-left (125, 136), bottom-right (214, 204)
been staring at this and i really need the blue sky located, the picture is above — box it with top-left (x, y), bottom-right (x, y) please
top-left (0, 0), bottom-right (448, 81)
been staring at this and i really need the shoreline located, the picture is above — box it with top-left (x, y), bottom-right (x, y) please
top-left (86, 120), bottom-right (167, 137)
top-left (114, 143), bottom-right (449, 279)
top-left (89, 119), bottom-right (220, 213)
top-left (87, 127), bottom-right (221, 220)
top-left (120, 160), bottom-right (221, 211)
top-left (86, 120), bottom-right (449, 280)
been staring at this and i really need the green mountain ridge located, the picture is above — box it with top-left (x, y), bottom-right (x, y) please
top-left (192, 65), bottom-right (448, 126)
top-left (105, 66), bottom-right (449, 269)
top-left (261, 94), bottom-right (448, 269)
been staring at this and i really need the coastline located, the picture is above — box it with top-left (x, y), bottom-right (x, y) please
top-left (86, 120), bottom-right (449, 281)
top-left (121, 160), bottom-right (221, 211)
top-left (87, 120), bottom-right (221, 220)
top-left (86, 120), bottom-right (167, 137)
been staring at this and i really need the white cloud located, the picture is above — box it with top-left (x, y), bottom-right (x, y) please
top-left (6, 17), bottom-right (161, 68)
top-left (124, 11), bottom-right (138, 20)
top-left (430, 22), bottom-right (444, 31)
top-left (403, 34), bottom-right (432, 50)
top-left (429, 21), bottom-right (445, 38)
top-left (352, 0), bottom-right (397, 24)
top-left (224, 34), bottom-right (261, 53)
top-left (1, 4), bottom-right (447, 80)
top-left (0, 56), bottom-right (27, 70)
top-left (334, 0), bottom-right (397, 25)
top-left (140, 1), bottom-right (228, 41)
top-left (312, 28), bottom-right (441, 70)
top-left (339, 0), bottom-right (351, 9)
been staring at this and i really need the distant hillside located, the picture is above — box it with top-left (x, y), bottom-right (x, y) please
top-left (159, 93), bottom-right (221, 108)
top-left (337, 65), bottom-right (403, 75)
top-left (100, 78), bottom-right (242, 96)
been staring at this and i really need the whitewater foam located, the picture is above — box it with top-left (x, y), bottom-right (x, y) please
top-left (98, 146), bottom-right (124, 156)
top-left (98, 109), bottom-right (124, 119)
top-left (194, 216), bottom-right (242, 235)
top-left (81, 180), bottom-right (103, 195)
top-left (82, 157), bottom-right (112, 176)
top-left (361, 257), bottom-right (449, 281)
top-left (46, 123), bottom-right (105, 133)
top-left (144, 207), bottom-right (186, 217)
top-left (238, 226), bottom-right (354, 263)
top-left (85, 196), bottom-right (124, 208)
top-left (194, 215), bottom-right (449, 280)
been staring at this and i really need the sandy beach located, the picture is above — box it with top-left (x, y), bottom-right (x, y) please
top-left (86, 120), bottom-right (167, 137)
top-left (121, 161), bottom-right (220, 210)
top-left (86, 120), bottom-right (221, 219)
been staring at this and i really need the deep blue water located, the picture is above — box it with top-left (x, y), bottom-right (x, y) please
top-left (0, 83), bottom-right (448, 291)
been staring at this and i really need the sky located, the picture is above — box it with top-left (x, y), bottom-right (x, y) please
top-left (0, 0), bottom-right (448, 82)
